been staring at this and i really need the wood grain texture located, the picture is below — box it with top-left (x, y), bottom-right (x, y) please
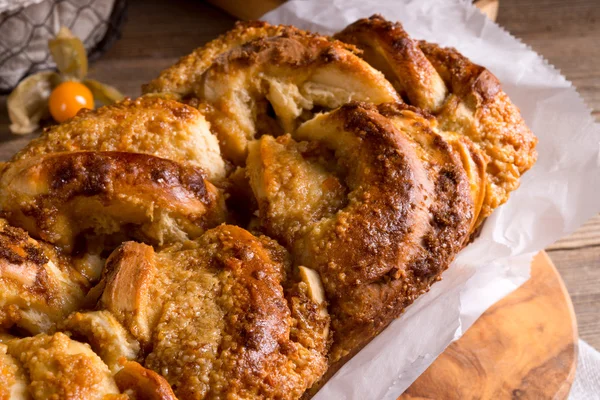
top-left (548, 215), bottom-right (600, 251)
top-left (497, 0), bottom-right (600, 121)
top-left (545, 245), bottom-right (600, 350)
top-left (496, 0), bottom-right (600, 350)
top-left (0, 0), bottom-right (597, 347)
top-left (399, 252), bottom-right (577, 400)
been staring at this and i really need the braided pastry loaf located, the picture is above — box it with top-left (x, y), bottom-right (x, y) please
top-left (0, 15), bottom-right (536, 399)
top-left (145, 14), bottom-right (536, 368)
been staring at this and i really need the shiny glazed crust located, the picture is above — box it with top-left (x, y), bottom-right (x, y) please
top-left (0, 151), bottom-right (226, 251)
top-left (144, 21), bottom-right (400, 164)
top-left (0, 16), bottom-right (537, 400)
top-left (418, 40), bottom-right (537, 220)
top-left (247, 102), bottom-right (473, 363)
top-left (0, 218), bottom-right (88, 335)
top-left (100, 225), bottom-right (329, 399)
top-left (336, 15), bottom-right (537, 226)
top-left (12, 96), bottom-right (226, 181)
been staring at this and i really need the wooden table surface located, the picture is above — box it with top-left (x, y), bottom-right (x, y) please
top-left (0, 0), bottom-right (598, 349)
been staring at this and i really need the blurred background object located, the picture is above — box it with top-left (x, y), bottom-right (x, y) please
top-left (207, 0), bottom-right (499, 21)
top-left (0, 0), bottom-right (127, 94)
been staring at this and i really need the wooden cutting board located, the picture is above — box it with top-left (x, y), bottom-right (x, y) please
top-left (399, 251), bottom-right (577, 399)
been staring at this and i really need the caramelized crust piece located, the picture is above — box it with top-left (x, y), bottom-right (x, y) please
top-left (101, 225), bottom-right (329, 399)
top-left (143, 21), bottom-right (291, 96)
top-left (418, 40), bottom-right (537, 222)
top-left (378, 103), bottom-right (487, 232)
top-left (247, 134), bottom-right (348, 244)
top-left (247, 102), bottom-right (473, 363)
top-left (0, 218), bottom-right (88, 334)
top-left (99, 242), bottom-right (162, 346)
top-left (0, 343), bottom-right (29, 399)
top-left (336, 16), bottom-right (447, 111)
top-left (337, 15), bottom-right (537, 226)
top-left (114, 360), bottom-right (177, 400)
top-left (61, 311), bottom-right (140, 374)
top-left (0, 151), bottom-right (226, 252)
top-left (12, 96), bottom-right (226, 181)
top-left (144, 21), bottom-right (400, 164)
top-left (4, 333), bottom-right (124, 400)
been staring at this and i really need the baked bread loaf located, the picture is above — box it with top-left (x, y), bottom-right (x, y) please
top-left (336, 15), bottom-right (537, 226)
top-left (144, 21), bottom-right (400, 165)
top-left (12, 96), bottom-right (226, 181)
top-left (0, 218), bottom-right (89, 335)
top-left (247, 101), bottom-right (476, 365)
top-left (0, 16), bottom-right (536, 399)
top-left (99, 225), bottom-right (328, 399)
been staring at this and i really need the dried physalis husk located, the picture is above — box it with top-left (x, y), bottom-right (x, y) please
top-left (83, 79), bottom-right (124, 104)
top-left (49, 26), bottom-right (88, 80)
top-left (7, 71), bottom-right (60, 135)
top-left (8, 26), bottom-right (124, 134)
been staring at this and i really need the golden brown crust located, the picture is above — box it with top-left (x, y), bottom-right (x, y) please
top-left (417, 40), bottom-right (537, 223)
top-left (247, 134), bottom-right (348, 245)
top-left (0, 151), bottom-right (226, 252)
top-left (143, 21), bottom-right (292, 96)
top-left (60, 311), bottom-right (140, 374)
top-left (144, 20), bottom-right (399, 164)
top-left (336, 15), bottom-right (537, 227)
top-left (0, 343), bottom-right (29, 399)
top-left (4, 333), bottom-right (123, 399)
top-left (12, 96), bottom-right (226, 181)
top-left (114, 360), bottom-right (177, 400)
top-left (377, 103), bottom-right (488, 233)
top-left (0, 218), bottom-right (88, 335)
top-left (336, 15), bottom-right (447, 111)
top-left (102, 225), bottom-right (329, 399)
top-left (247, 102), bottom-right (473, 363)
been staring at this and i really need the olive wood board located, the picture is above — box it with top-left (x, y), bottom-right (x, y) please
top-left (399, 251), bottom-right (578, 399)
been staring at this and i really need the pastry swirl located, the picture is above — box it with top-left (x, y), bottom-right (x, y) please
top-left (144, 21), bottom-right (400, 164)
top-left (0, 16), bottom-right (536, 399)
top-left (336, 15), bottom-right (537, 226)
top-left (247, 102), bottom-right (474, 363)
top-left (99, 225), bottom-right (329, 399)
top-left (0, 151), bottom-right (226, 252)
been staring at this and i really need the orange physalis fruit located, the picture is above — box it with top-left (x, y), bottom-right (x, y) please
top-left (49, 81), bottom-right (94, 123)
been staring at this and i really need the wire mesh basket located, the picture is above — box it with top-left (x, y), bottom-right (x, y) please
top-left (0, 0), bottom-right (127, 94)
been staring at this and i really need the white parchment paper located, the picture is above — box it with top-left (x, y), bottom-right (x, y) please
top-left (263, 1), bottom-right (600, 398)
